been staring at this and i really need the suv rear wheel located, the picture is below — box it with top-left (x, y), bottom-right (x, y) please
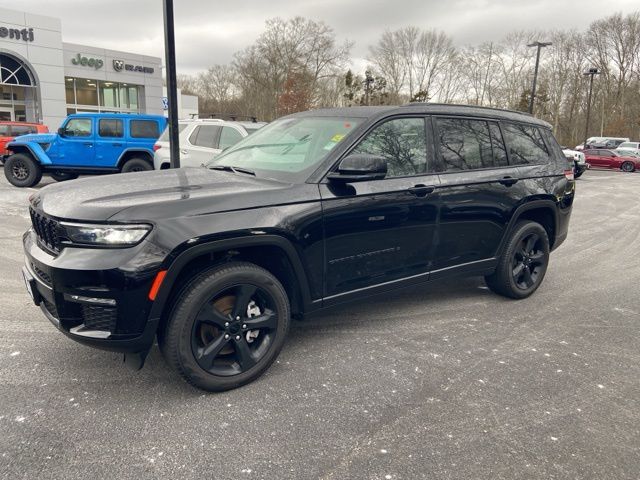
top-left (485, 220), bottom-right (550, 299)
top-left (159, 262), bottom-right (290, 391)
top-left (4, 153), bottom-right (42, 188)
top-left (121, 157), bottom-right (152, 173)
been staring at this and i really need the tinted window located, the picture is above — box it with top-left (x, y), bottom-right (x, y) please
top-left (488, 122), bottom-right (509, 167)
top-left (352, 117), bottom-right (428, 177)
top-left (219, 127), bottom-right (243, 149)
top-left (130, 119), bottom-right (160, 138)
top-left (0, 124), bottom-right (8, 136)
top-left (64, 118), bottom-right (92, 137)
top-left (436, 118), bottom-right (495, 170)
top-left (501, 123), bottom-right (549, 165)
top-left (10, 125), bottom-right (36, 136)
top-left (98, 119), bottom-right (123, 138)
top-left (189, 125), bottom-right (221, 148)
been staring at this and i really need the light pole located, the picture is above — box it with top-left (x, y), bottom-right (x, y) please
top-left (527, 41), bottom-right (552, 115)
top-left (583, 67), bottom-right (600, 150)
top-left (163, 0), bottom-right (180, 168)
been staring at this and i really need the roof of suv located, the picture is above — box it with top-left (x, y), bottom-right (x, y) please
top-left (290, 103), bottom-right (552, 128)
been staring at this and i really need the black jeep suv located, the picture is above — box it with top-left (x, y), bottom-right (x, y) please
top-left (22, 104), bottom-right (574, 391)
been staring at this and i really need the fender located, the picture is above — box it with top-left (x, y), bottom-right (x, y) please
top-left (116, 148), bottom-right (154, 168)
top-left (496, 199), bottom-right (558, 256)
top-left (148, 234), bottom-right (315, 320)
top-left (6, 142), bottom-right (51, 164)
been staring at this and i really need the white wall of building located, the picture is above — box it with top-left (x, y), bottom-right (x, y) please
top-left (162, 87), bottom-right (199, 119)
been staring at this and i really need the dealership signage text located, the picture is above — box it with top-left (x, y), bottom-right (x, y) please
top-left (71, 53), bottom-right (103, 69)
top-left (113, 59), bottom-right (154, 74)
top-left (0, 26), bottom-right (34, 42)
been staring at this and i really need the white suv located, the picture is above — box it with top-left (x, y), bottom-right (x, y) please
top-left (153, 119), bottom-right (266, 169)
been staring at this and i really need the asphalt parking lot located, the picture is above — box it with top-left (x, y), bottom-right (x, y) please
top-left (1, 169), bottom-right (639, 480)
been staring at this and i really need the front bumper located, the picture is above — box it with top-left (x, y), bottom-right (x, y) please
top-left (23, 229), bottom-right (164, 354)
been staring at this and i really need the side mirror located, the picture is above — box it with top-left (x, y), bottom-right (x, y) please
top-left (327, 154), bottom-right (387, 182)
top-left (57, 127), bottom-right (66, 137)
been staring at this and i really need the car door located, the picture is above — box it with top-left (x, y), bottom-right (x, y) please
top-left (431, 117), bottom-right (524, 273)
top-left (583, 150), bottom-right (601, 167)
top-left (183, 124), bottom-right (222, 167)
top-left (319, 116), bottom-right (440, 302)
top-left (94, 117), bottom-right (124, 167)
top-left (600, 150), bottom-right (619, 169)
top-left (50, 117), bottom-right (96, 166)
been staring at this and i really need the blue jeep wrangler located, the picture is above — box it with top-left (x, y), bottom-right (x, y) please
top-left (4, 113), bottom-right (167, 188)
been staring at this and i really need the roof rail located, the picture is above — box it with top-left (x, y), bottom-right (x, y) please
top-left (403, 102), bottom-right (533, 117)
top-left (198, 112), bottom-right (260, 123)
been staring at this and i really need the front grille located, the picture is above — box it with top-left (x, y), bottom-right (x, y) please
top-left (31, 262), bottom-right (52, 286)
top-left (81, 304), bottom-right (117, 332)
top-left (29, 208), bottom-right (61, 253)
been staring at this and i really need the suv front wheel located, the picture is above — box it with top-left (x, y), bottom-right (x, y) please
top-left (4, 153), bottom-right (43, 188)
top-left (485, 220), bottom-right (550, 299)
top-left (159, 262), bottom-right (290, 391)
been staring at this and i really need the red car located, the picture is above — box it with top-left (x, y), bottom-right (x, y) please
top-left (583, 149), bottom-right (639, 173)
top-left (0, 121), bottom-right (49, 160)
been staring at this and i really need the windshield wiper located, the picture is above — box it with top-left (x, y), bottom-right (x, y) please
top-left (209, 165), bottom-right (256, 176)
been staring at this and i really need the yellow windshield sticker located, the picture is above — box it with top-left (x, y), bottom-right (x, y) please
top-left (330, 133), bottom-right (345, 143)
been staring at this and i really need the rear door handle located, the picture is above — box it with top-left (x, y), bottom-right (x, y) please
top-left (498, 176), bottom-right (518, 186)
top-left (180, 149), bottom-right (188, 155)
top-left (83, 142), bottom-right (93, 147)
top-left (408, 184), bottom-right (435, 197)
top-left (112, 143), bottom-right (123, 147)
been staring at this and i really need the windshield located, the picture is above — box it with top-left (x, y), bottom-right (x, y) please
top-left (207, 116), bottom-right (362, 182)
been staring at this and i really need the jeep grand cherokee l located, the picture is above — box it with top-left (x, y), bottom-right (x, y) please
top-left (22, 104), bottom-right (574, 391)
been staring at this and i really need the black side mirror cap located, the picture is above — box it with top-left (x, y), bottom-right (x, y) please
top-left (327, 154), bottom-right (387, 182)
top-left (57, 127), bottom-right (66, 137)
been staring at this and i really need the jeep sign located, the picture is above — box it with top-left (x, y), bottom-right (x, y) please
top-left (71, 53), bottom-right (104, 69)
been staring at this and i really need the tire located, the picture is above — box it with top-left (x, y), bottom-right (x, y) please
top-left (159, 261), bottom-right (290, 391)
top-left (485, 220), bottom-right (550, 299)
top-left (121, 157), bottom-right (152, 173)
top-left (4, 153), bottom-right (42, 188)
top-left (574, 169), bottom-right (583, 178)
top-left (50, 171), bottom-right (79, 182)
top-left (620, 161), bottom-right (635, 173)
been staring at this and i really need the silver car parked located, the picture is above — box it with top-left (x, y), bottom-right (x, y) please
top-left (153, 118), bottom-right (266, 169)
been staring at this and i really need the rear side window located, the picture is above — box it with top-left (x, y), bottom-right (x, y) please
top-left (130, 120), bottom-right (160, 139)
top-left (501, 123), bottom-right (549, 165)
top-left (352, 117), bottom-right (428, 177)
top-left (0, 124), bottom-right (9, 135)
top-left (219, 127), bottom-right (243, 150)
top-left (11, 125), bottom-right (37, 136)
top-left (98, 119), bottom-right (123, 138)
top-left (189, 125), bottom-right (221, 149)
top-left (436, 117), bottom-right (505, 171)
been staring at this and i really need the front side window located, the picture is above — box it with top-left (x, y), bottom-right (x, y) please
top-left (352, 117), bottom-right (428, 177)
top-left (130, 120), bottom-right (160, 139)
top-left (63, 118), bottom-right (92, 137)
top-left (501, 122), bottom-right (549, 165)
top-left (219, 127), bottom-right (243, 150)
top-left (189, 125), bottom-right (221, 148)
top-left (436, 117), bottom-right (494, 171)
top-left (209, 116), bottom-right (362, 182)
top-left (98, 119), bottom-right (123, 138)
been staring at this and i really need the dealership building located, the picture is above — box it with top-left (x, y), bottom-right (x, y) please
top-left (0, 7), bottom-right (197, 129)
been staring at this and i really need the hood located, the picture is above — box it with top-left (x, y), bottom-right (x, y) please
top-left (31, 168), bottom-right (316, 221)
top-left (10, 133), bottom-right (57, 144)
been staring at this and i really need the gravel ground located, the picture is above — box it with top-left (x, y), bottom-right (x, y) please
top-left (0, 169), bottom-right (638, 479)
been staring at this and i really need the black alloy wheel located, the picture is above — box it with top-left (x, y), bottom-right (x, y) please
top-left (485, 220), bottom-right (550, 299)
top-left (511, 232), bottom-right (546, 290)
top-left (4, 153), bottom-right (43, 187)
top-left (620, 161), bottom-right (635, 173)
top-left (191, 284), bottom-right (279, 376)
top-left (160, 262), bottom-right (290, 391)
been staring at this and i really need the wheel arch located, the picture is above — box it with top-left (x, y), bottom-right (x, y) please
top-left (116, 149), bottom-right (154, 168)
top-left (6, 143), bottom-right (48, 164)
top-left (498, 200), bottom-right (559, 255)
top-left (149, 235), bottom-right (314, 334)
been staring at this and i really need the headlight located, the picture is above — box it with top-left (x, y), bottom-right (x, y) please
top-left (60, 222), bottom-right (152, 246)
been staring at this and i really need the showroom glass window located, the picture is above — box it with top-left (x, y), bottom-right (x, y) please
top-left (352, 117), bottom-right (428, 177)
top-left (65, 77), bottom-right (142, 113)
top-left (436, 117), bottom-right (511, 171)
top-left (501, 122), bottom-right (549, 165)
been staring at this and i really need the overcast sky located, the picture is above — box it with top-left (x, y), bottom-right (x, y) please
top-left (13, 0), bottom-right (640, 75)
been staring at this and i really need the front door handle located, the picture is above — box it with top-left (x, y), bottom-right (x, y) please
top-left (498, 176), bottom-right (518, 186)
top-left (180, 149), bottom-right (188, 155)
top-left (408, 184), bottom-right (435, 197)
top-left (112, 143), bottom-right (123, 147)
top-left (83, 142), bottom-right (93, 147)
